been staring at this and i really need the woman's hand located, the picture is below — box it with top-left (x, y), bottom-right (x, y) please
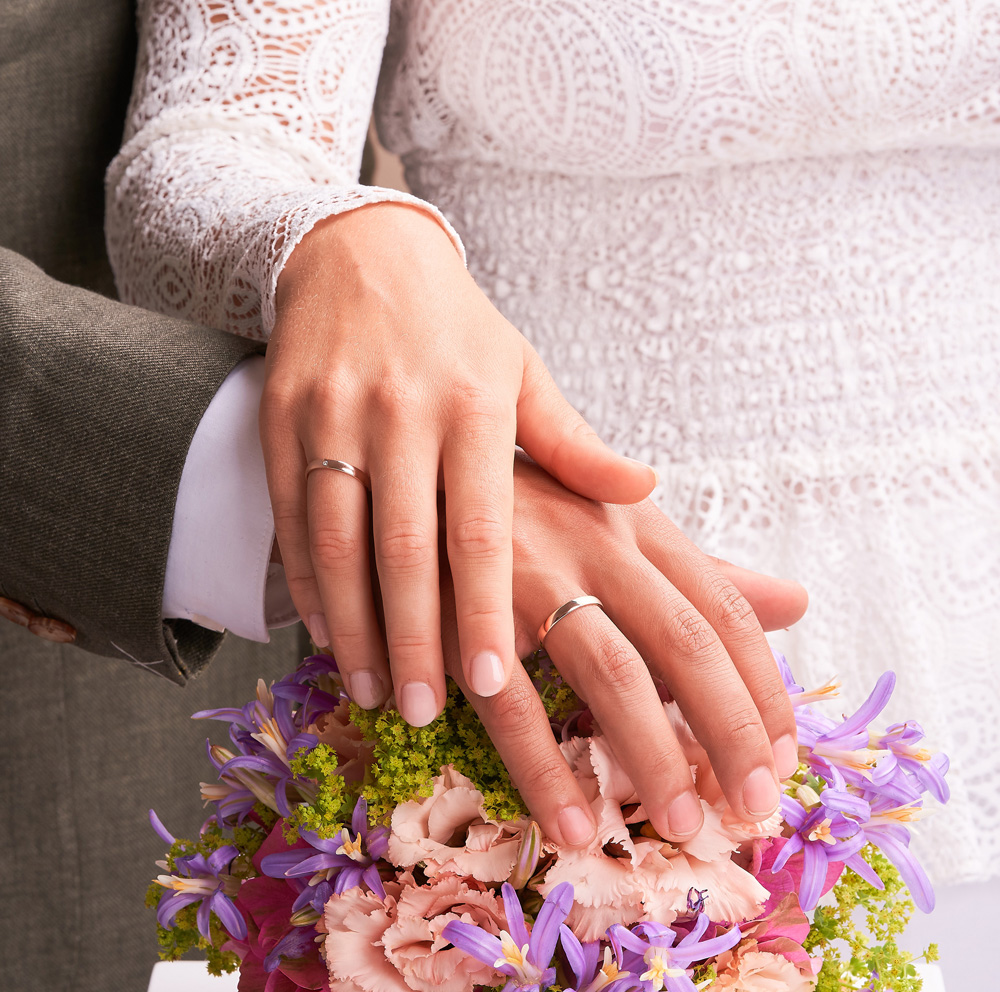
top-left (439, 456), bottom-right (808, 849)
top-left (261, 203), bottom-right (656, 726)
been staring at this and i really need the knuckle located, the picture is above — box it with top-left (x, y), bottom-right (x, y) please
top-left (757, 681), bottom-right (796, 723)
top-left (708, 578), bottom-right (761, 639)
top-left (718, 712), bottom-right (767, 753)
top-left (643, 746), bottom-right (687, 789)
top-left (388, 629), bottom-right (438, 659)
top-left (378, 525), bottom-right (435, 572)
top-left (449, 513), bottom-right (508, 560)
top-left (310, 524), bottom-right (364, 568)
top-left (590, 636), bottom-right (644, 692)
top-left (486, 678), bottom-right (539, 728)
top-left (371, 373), bottom-right (422, 419)
top-left (667, 606), bottom-right (718, 659)
top-left (259, 381), bottom-right (300, 425)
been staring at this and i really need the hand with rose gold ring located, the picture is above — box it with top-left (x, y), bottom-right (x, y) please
top-left (436, 455), bottom-right (808, 850)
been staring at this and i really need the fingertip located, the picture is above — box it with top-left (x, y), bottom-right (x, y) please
top-left (398, 681), bottom-right (441, 727)
top-left (556, 804), bottom-right (597, 848)
top-left (467, 650), bottom-right (507, 697)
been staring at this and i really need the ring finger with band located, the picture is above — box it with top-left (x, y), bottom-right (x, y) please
top-left (305, 454), bottom-right (390, 710)
top-left (538, 593), bottom-right (706, 842)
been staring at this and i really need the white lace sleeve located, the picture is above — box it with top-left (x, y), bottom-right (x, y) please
top-left (105, 0), bottom-right (464, 340)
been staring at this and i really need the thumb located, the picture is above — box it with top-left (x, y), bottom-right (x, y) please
top-left (517, 343), bottom-right (656, 504)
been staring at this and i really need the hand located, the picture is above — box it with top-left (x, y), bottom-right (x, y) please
top-left (439, 456), bottom-right (808, 849)
top-left (261, 203), bottom-right (655, 725)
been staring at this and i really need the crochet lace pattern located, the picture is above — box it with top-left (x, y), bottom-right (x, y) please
top-left (106, 0), bottom-right (1000, 886)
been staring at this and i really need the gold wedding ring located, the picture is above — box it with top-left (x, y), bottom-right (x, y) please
top-left (305, 458), bottom-right (371, 489)
top-left (537, 595), bottom-right (604, 645)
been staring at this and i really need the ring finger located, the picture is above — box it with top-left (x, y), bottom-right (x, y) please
top-left (541, 598), bottom-right (706, 842)
top-left (306, 456), bottom-right (389, 709)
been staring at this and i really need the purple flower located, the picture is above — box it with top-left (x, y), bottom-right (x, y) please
top-left (260, 796), bottom-right (388, 906)
top-left (872, 722), bottom-right (950, 804)
top-left (608, 914), bottom-right (742, 992)
top-left (194, 679), bottom-right (320, 820)
top-left (443, 882), bottom-right (573, 992)
top-left (856, 797), bottom-right (936, 913)
top-left (797, 672), bottom-right (896, 789)
top-left (149, 810), bottom-right (247, 941)
top-left (772, 795), bottom-right (871, 910)
top-left (559, 925), bottom-right (636, 992)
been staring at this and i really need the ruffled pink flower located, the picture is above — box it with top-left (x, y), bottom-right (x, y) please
top-left (712, 943), bottom-right (818, 991)
top-left (322, 872), bottom-right (506, 992)
top-left (387, 766), bottom-right (526, 882)
top-left (539, 735), bottom-right (769, 940)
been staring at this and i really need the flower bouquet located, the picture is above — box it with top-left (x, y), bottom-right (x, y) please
top-left (149, 651), bottom-right (946, 992)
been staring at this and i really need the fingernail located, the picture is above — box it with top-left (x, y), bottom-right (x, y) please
top-left (307, 612), bottom-right (330, 648)
top-left (627, 457), bottom-right (658, 486)
top-left (666, 792), bottom-right (704, 837)
top-left (399, 682), bottom-right (438, 727)
top-left (557, 805), bottom-right (595, 847)
top-left (773, 734), bottom-right (799, 780)
top-left (743, 766), bottom-right (781, 817)
top-left (348, 670), bottom-right (384, 710)
top-left (469, 651), bottom-right (505, 696)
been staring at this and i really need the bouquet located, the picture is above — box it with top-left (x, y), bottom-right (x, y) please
top-left (149, 651), bottom-right (947, 992)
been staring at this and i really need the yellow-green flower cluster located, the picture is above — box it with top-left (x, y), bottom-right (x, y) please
top-left (808, 846), bottom-right (938, 992)
top-left (353, 679), bottom-right (528, 824)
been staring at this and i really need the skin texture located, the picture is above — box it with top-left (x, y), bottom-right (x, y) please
top-left (261, 201), bottom-right (807, 848)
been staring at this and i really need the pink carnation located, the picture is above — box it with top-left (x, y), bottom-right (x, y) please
top-left (387, 766), bottom-right (526, 881)
top-left (712, 944), bottom-right (818, 991)
top-left (539, 735), bottom-right (769, 940)
top-left (322, 872), bottom-right (506, 992)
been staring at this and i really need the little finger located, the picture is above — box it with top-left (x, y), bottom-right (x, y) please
top-left (600, 561), bottom-right (782, 821)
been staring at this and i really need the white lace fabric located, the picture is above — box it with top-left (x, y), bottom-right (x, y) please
top-left (106, 0), bottom-right (1000, 885)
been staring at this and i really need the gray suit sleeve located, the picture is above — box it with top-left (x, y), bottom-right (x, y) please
top-left (0, 247), bottom-right (267, 684)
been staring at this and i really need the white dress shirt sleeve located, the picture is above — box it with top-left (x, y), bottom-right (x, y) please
top-left (162, 355), bottom-right (299, 640)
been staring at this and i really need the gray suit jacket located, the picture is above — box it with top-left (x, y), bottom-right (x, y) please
top-left (1, 3), bottom-right (306, 989)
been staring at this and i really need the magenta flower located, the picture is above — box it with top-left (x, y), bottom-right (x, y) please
top-left (443, 881), bottom-right (573, 992)
top-left (607, 914), bottom-right (742, 992)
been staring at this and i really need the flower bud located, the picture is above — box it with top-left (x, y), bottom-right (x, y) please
top-left (508, 821), bottom-right (542, 889)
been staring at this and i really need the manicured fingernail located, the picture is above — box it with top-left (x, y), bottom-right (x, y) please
top-left (666, 792), bottom-right (704, 837)
top-left (348, 670), bottom-right (384, 710)
top-left (773, 734), bottom-right (799, 780)
top-left (469, 651), bottom-right (505, 696)
top-left (399, 682), bottom-right (438, 727)
top-left (743, 766), bottom-right (780, 817)
top-left (558, 805), bottom-right (595, 847)
top-left (307, 612), bottom-right (330, 648)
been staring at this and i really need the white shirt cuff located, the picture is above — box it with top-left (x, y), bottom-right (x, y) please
top-left (162, 356), bottom-right (299, 640)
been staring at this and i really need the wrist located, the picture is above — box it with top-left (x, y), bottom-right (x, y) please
top-left (277, 202), bottom-right (463, 310)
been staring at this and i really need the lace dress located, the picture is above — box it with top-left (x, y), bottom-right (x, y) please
top-left (106, 0), bottom-right (1000, 886)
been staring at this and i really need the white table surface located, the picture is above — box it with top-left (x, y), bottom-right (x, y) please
top-left (147, 960), bottom-right (946, 991)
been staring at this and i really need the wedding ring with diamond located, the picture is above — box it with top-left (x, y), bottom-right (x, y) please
top-left (304, 458), bottom-right (371, 489)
